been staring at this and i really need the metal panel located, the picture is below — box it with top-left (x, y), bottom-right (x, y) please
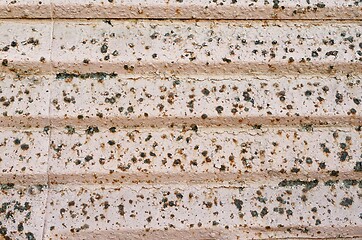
top-left (1, 0), bottom-right (361, 19)
top-left (0, 3), bottom-right (361, 240)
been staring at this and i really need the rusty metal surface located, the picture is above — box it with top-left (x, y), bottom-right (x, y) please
top-left (0, 3), bottom-right (361, 240)
top-left (0, 0), bottom-right (361, 19)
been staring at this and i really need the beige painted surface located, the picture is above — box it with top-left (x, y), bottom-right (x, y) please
top-left (0, 2), bottom-right (361, 240)
top-left (1, 0), bottom-right (362, 19)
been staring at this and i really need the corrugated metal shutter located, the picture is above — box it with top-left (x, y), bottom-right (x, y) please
top-left (0, 1), bottom-right (361, 239)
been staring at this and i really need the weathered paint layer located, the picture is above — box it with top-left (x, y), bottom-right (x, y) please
top-left (1, 20), bottom-right (362, 75)
top-left (0, 3), bottom-right (361, 240)
top-left (1, 0), bottom-right (361, 19)
top-left (51, 20), bottom-right (362, 75)
top-left (0, 21), bottom-right (52, 74)
top-left (49, 126), bottom-right (362, 184)
top-left (49, 75), bottom-right (361, 128)
top-left (0, 184), bottom-right (48, 240)
top-left (0, 74), bottom-right (50, 128)
top-left (0, 129), bottom-right (49, 184)
top-left (44, 182), bottom-right (361, 239)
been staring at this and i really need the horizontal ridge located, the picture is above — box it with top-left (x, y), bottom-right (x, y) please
top-left (0, 0), bottom-right (361, 20)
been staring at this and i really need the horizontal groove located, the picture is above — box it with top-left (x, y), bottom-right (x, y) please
top-left (1, 19), bottom-right (362, 24)
top-left (2, 172), bottom-right (362, 186)
top-left (0, 173), bottom-right (47, 185)
top-left (259, 236), bottom-right (361, 240)
top-left (48, 172), bottom-right (362, 186)
top-left (2, 62), bottom-right (362, 76)
top-left (1, 18), bottom-right (362, 21)
top-left (2, 117), bottom-right (359, 130)
top-left (53, 62), bottom-right (362, 76)
top-left (51, 116), bottom-right (362, 128)
top-left (42, 226), bottom-right (362, 240)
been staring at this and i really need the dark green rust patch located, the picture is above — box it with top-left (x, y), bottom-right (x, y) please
top-left (354, 162), bottom-right (362, 172)
top-left (234, 199), bottom-right (243, 211)
top-left (340, 197), bottom-right (353, 207)
top-left (278, 179), bottom-right (318, 191)
top-left (0, 183), bottom-right (15, 190)
top-left (56, 72), bottom-right (118, 80)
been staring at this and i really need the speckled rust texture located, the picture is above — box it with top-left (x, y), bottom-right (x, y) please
top-left (0, 2), bottom-right (361, 240)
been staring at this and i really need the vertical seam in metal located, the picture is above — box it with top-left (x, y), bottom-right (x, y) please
top-left (41, 1), bottom-right (54, 239)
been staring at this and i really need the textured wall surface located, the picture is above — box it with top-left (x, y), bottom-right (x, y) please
top-left (0, 1), bottom-right (361, 239)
